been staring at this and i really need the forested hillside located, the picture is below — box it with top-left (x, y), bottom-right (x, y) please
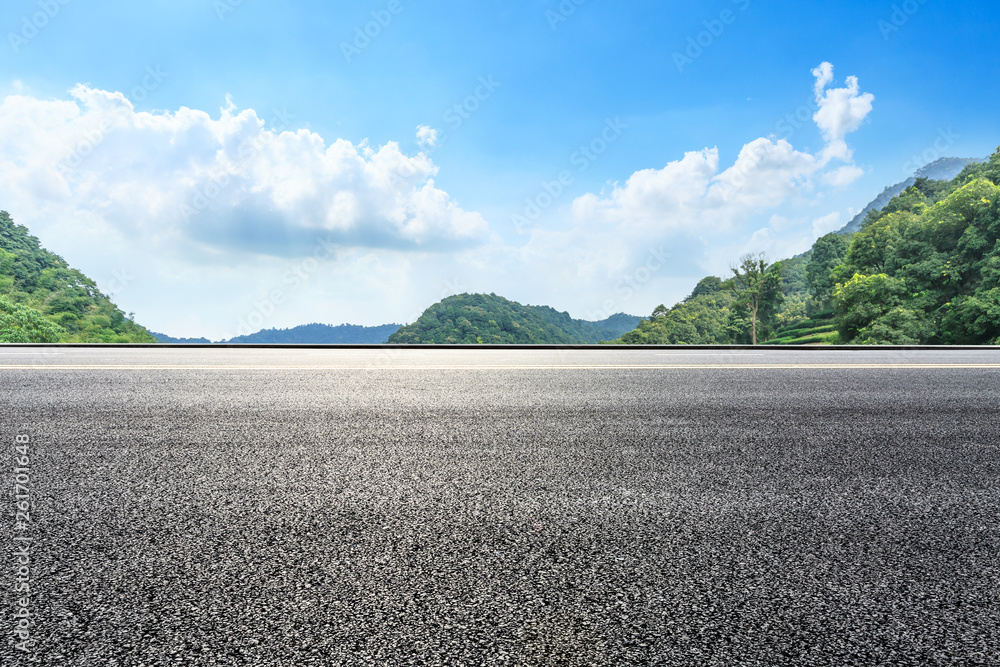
top-left (388, 293), bottom-right (640, 344)
top-left (615, 148), bottom-right (1000, 346)
top-left (223, 323), bottom-right (403, 345)
top-left (0, 211), bottom-right (155, 343)
top-left (837, 157), bottom-right (980, 235)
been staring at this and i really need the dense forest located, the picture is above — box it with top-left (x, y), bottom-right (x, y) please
top-left (614, 148), bottom-right (1000, 345)
top-left (0, 211), bottom-right (155, 343)
top-left (388, 294), bottom-right (640, 344)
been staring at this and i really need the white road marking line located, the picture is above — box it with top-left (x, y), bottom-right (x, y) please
top-left (3, 364), bottom-right (1000, 370)
top-left (308, 352), bottom-right (428, 355)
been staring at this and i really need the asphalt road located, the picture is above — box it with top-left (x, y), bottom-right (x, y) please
top-left (2, 347), bottom-right (1000, 666)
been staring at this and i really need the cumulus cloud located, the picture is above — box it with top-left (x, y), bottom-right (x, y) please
top-left (568, 63), bottom-right (872, 237)
top-left (0, 86), bottom-right (489, 257)
top-left (811, 211), bottom-right (842, 236)
top-left (812, 62), bottom-right (874, 166)
top-left (571, 148), bottom-right (720, 229)
top-left (822, 164), bottom-right (865, 187)
top-left (416, 125), bottom-right (440, 149)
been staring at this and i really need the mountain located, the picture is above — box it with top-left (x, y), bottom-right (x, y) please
top-left (149, 332), bottom-right (213, 344)
top-left (837, 157), bottom-right (981, 235)
top-left (150, 323), bottom-right (402, 344)
top-left (1, 211), bottom-right (156, 343)
top-left (388, 293), bottom-right (641, 344)
top-left (223, 323), bottom-right (402, 344)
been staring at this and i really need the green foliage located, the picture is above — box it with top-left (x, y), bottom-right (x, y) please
top-left (388, 293), bottom-right (639, 344)
top-left (0, 210), bottom-right (156, 343)
top-left (687, 276), bottom-right (724, 301)
top-left (842, 211), bottom-right (915, 275)
top-left (825, 155), bottom-right (1000, 345)
top-left (955, 147), bottom-right (1000, 186)
top-left (806, 233), bottom-right (850, 303)
top-left (834, 273), bottom-right (911, 342)
top-left (775, 293), bottom-right (810, 329)
top-left (617, 290), bottom-right (735, 345)
top-left (779, 255), bottom-right (810, 298)
top-left (0, 297), bottom-right (64, 343)
top-left (727, 253), bottom-right (783, 345)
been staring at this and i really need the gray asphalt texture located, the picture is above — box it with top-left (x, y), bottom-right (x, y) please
top-left (2, 348), bottom-right (1000, 666)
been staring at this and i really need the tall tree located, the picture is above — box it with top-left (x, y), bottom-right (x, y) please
top-left (806, 233), bottom-right (850, 305)
top-left (729, 253), bottom-right (783, 345)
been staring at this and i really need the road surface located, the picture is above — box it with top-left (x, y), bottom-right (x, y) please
top-left (2, 347), bottom-right (999, 665)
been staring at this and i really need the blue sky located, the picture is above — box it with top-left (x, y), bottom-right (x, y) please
top-left (2, 0), bottom-right (999, 338)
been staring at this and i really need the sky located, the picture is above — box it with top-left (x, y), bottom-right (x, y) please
top-left (1, 0), bottom-right (998, 340)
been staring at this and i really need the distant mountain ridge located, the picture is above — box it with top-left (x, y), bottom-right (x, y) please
top-left (388, 293), bottom-right (641, 344)
top-left (837, 157), bottom-right (982, 235)
top-left (151, 322), bottom-right (402, 345)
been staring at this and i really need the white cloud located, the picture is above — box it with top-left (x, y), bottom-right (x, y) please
top-left (567, 63), bottom-right (872, 244)
top-left (811, 62), bottom-right (834, 99)
top-left (0, 86), bottom-right (489, 257)
top-left (570, 148), bottom-right (719, 229)
top-left (811, 211), bottom-right (842, 236)
top-left (416, 124), bottom-right (440, 149)
top-left (812, 62), bottom-right (874, 166)
top-left (822, 164), bottom-right (865, 187)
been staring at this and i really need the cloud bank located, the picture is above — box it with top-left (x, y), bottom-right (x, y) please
top-left (0, 86), bottom-right (489, 257)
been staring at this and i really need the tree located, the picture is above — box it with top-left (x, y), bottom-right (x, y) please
top-left (728, 253), bottom-right (783, 345)
top-left (832, 273), bottom-right (913, 343)
top-left (843, 211), bottom-right (914, 276)
top-left (806, 233), bottom-right (850, 305)
top-left (686, 276), bottom-right (724, 301)
top-left (0, 297), bottom-right (64, 343)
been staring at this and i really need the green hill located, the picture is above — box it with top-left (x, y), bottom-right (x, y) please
top-left (614, 148), bottom-right (1000, 346)
top-left (0, 211), bottom-right (156, 343)
top-left (222, 323), bottom-right (403, 345)
top-left (388, 293), bottom-right (640, 344)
